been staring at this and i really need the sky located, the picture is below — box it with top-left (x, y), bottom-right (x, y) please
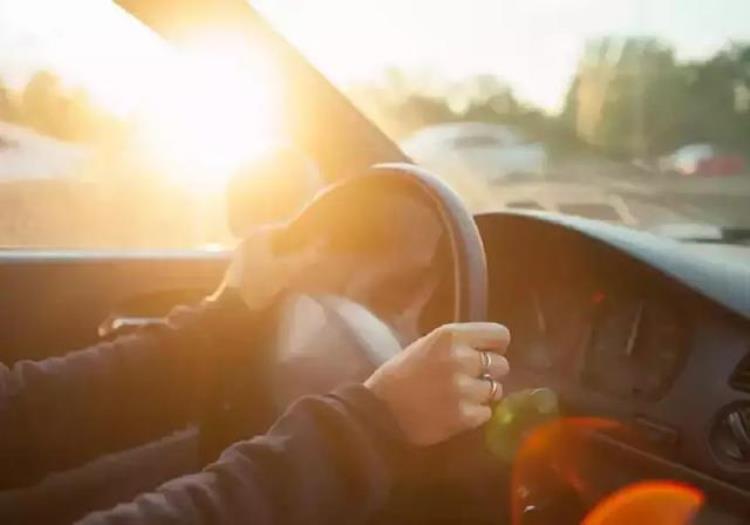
top-left (1, 0), bottom-right (750, 114)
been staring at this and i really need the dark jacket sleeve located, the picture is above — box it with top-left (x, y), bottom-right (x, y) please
top-left (0, 294), bottom-right (262, 490)
top-left (76, 384), bottom-right (407, 525)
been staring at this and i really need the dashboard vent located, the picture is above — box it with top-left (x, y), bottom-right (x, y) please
top-left (730, 353), bottom-right (750, 393)
top-left (711, 403), bottom-right (750, 464)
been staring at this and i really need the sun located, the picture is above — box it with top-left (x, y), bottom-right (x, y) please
top-left (135, 31), bottom-right (281, 192)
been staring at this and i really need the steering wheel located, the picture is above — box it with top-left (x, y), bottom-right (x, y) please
top-left (198, 162), bottom-right (498, 520)
top-left (203, 160), bottom-right (488, 437)
top-left (259, 162), bottom-right (502, 521)
top-left (270, 162), bottom-right (488, 388)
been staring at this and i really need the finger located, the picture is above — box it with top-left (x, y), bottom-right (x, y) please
top-left (441, 322), bottom-right (511, 353)
top-left (452, 343), bottom-right (481, 372)
top-left (481, 352), bottom-right (510, 380)
top-left (453, 345), bottom-right (510, 379)
top-left (456, 375), bottom-right (504, 404)
top-left (458, 401), bottom-right (492, 428)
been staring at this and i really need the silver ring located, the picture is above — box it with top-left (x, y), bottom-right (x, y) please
top-left (482, 374), bottom-right (499, 404)
top-left (479, 351), bottom-right (491, 377)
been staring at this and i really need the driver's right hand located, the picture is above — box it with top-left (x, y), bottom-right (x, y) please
top-left (365, 322), bottom-right (510, 446)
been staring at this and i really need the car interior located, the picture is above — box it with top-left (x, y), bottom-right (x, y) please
top-left (1, 0), bottom-right (749, 524)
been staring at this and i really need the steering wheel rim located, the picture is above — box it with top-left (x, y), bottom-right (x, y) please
top-left (368, 163), bottom-right (488, 323)
top-left (275, 162), bottom-right (488, 326)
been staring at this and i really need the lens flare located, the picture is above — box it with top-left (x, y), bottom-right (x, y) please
top-left (510, 417), bottom-right (622, 525)
top-left (582, 481), bottom-right (704, 525)
top-left (505, 416), bottom-right (703, 525)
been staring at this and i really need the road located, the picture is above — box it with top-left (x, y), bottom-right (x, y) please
top-left (601, 172), bottom-right (750, 228)
top-left (537, 155), bottom-right (750, 227)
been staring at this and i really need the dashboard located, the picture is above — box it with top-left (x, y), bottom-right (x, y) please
top-left (494, 250), bottom-right (688, 402)
top-left (476, 211), bottom-right (750, 517)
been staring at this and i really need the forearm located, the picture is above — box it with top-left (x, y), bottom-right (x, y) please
top-left (77, 385), bottom-right (406, 525)
top-left (0, 295), bottom-right (258, 489)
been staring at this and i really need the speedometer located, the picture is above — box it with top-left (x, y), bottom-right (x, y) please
top-left (582, 294), bottom-right (685, 400)
top-left (503, 283), bottom-right (591, 375)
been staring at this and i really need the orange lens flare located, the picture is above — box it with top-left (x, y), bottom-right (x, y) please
top-left (507, 417), bottom-right (703, 525)
top-left (582, 481), bottom-right (704, 525)
top-left (510, 417), bottom-right (622, 525)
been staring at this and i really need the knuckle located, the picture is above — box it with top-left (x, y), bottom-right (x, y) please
top-left (451, 372), bottom-right (463, 388)
top-left (436, 326), bottom-right (455, 346)
top-left (493, 355), bottom-right (511, 377)
top-left (455, 402), bottom-right (473, 426)
top-left (457, 402), bottom-right (491, 428)
top-left (448, 345), bottom-right (468, 366)
top-left (475, 406), bottom-right (492, 425)
top-left (433, 324), bottom-right (450, 338)
top-left (452, 345), bottom-right (476, 372)
top-left (452, 373), bottom-right (470, 393)
top-left (426, 327), bottom-right (453, 356)
top-left (446, 393), bottom-right (465, 420)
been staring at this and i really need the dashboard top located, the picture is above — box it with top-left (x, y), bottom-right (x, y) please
top-left (476, 210), bottom-right (750, 322)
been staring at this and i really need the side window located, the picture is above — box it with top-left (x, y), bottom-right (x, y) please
top-left (0, 1), bottom-right (282, 249)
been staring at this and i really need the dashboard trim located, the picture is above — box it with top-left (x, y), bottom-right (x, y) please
top-left (475, 211), bottom-right (750, 322)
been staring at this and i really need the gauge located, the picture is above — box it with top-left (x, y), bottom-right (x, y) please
top-left (503, 287), bottom-right (554, 370)
top-left (583, 297), bottom-right (643, 397)
top-left (582, 293), bottom-right (685, 399)
top-left (537, 284), bottom-right (593, 376)
top-left (503, 283), bottom-right (591, 375)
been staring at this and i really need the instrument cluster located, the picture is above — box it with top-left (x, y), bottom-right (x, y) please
top-left (496, 266), bottom-right (688, 401)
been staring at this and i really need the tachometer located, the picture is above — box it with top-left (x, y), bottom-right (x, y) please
top-left (582, 294), bottom-right (685, 399)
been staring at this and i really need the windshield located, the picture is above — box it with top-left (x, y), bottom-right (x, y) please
top-left (255, 0), bottom-right (750, 238)
top-left (1, 1), bottom-right (749, 248)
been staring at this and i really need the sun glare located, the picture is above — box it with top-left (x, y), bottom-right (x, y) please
top-left (136, 32), bottom-right (280, 192)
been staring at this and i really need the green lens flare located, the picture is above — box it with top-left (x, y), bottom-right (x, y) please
top-left (485, 388), bottom-right (560, 462)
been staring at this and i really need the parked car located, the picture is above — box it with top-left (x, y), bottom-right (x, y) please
top-left (660, 143), bottom-right (745, 176)
top-left (400, 122), bottom-right (547, 183)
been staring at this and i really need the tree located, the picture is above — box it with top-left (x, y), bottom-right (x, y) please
top-left (21, 71), bottom-right (66, 137)
top-left (0, 77), bottom-right (21, 124)
top-left (8, 70), bottom-right (125, 144)
top-left (563, 37), bottom-right (750, 158)
top-left (0, 83), bottom-right (12, 122)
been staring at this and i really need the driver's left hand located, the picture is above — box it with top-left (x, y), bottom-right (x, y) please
top-left (214, 226), bottom-right (322, 312)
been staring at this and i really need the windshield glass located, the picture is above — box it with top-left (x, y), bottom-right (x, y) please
top-left (254, 0), bottom-right (750, 238)
top-left (2, 1), bottom-right (749, 247)
top-left (0, 0), bottom-right (283, 249)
